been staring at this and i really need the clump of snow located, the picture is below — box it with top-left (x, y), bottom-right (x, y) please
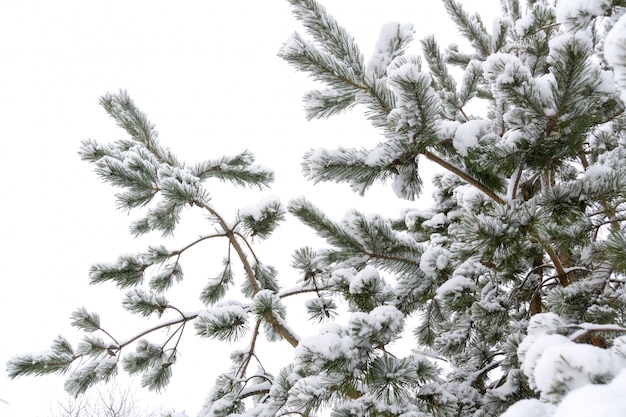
top-left (158, 165), bottom-right (199, 186)
top-left (419, 246), bottom-right (449, 278)
top-left (436, 276), bottom-right (476, 300)
top-left (596, 69), bottom-right (618, 94)
top-left (519, 333), bottom-right (570, 392)
top-left (605, 14), bottom-right (626, 103)
top-left (404, 209), bottom-right (433, 229)
top-left (331, 267), bottom-right (355, 288)
top-left (453, 119), bottom-right (491, 156)
top-left (348, 305), bottom-right (405, 344)
top-left (287, 375), bottom-right (331, 407)
top-left (435, 119), bottom-right (461, 140)
top-left (368, 305), bottom-right (404, 328)
top-left (501, 129), bottom-right (524, 148)
top-left (548, 31), bottom-right (593, 62)
top-left (526, 312), bottom-right (567, 336)
top-left (555, 0), bottom-right (612, 30)
top-left (197, 300), bottom-right (248, 325)
top-left (421, 212), bottom-right (446, 228)
top-left (387, 61), bottom-right (426, 82)
top-left (501, 399), bottom-right (552, 417)
top-left (534, 73), bottom-right (556, 114)
top-left (349, 266), bottom-right (382, 295)
top-left (387, 58), bottom-right (438, 140)
top-left (584, 164), bottom-right (612, 179)
top-left (517, 313), bottom-right (626, 410)
top-left (515, 13), bottom-right (536, 37)
top-left (366, 21), bottom-right (414, 77)
top-left (294, 325), bottom-right (355, 373)
top-left (239, 194), bottom-right (281, 221)
top-left (482, 53), bottom-right (530, 85)
top-left (553, 369), bottom-right (626, 416)
top-left (533, 342), bottom-right (618, 400)
top-left (454, 184), bottom-right (487, 210)
top-left (388, 155), bottom-right (421, 200)
top-left (364, 143), bottom-right (402, 166)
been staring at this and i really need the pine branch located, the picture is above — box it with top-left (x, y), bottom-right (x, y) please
top-left (116, 312), bottom-right (198, 349)
top-left (190, 150), bottom-right (274, 189)
top-left (279, 31), bottom-right (366, 91)
top-left (285, 0), bottom-right (364, 67)
top-left (423, 150), bottom-right (505, 204)
top-left (191, 198), bottom-right (301, 347)
top-left (236, 319), bottom-right (263, 379)
top-left (7, 336), bottom-right (78, 379)
top-left (278, 285), bottom-right (333, 298)
top-left (442, 0), bottom-right (492, 57)
top-left (421, 35), bottom-right (459, 117)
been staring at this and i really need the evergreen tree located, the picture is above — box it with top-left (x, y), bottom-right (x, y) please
top-left (7, 0), bottom-right (626, 416)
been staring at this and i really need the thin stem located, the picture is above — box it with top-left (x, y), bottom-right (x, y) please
top-left (279, 285), bottom-right (333, 299)
top-left (99, 328), bottom-right (120, 347)
top-left (117, 314), bottom-right (198, 349)
top-left (237, 320), bottom-right (262, 379)
top-left (458, 106), bottom-right (470, 123)
top-left (170, 232), bottom-right (228, 256)
top-left (234, 231), bottom-right (261, 264)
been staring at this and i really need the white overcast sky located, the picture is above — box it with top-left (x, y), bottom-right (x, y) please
top-left (0, 1), bottom-right (497, 416)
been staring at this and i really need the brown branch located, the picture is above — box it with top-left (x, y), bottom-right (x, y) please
top-left (279, 285), bottom-right (333, 299)
top-left (423, 150), bottom-right (573, 286)
top-left (192, 198), bottom-right (301, 347)
top-left (270, 316), bottom-right (300, 348)
top-left (569, 323), bottom-right (626, 341)
top-left (116, 313), bottom-right (198, 349)
top-left (237, 320), bottom-right (263, 379)
top-left (509, 152), bottom-right (530, 202)
top-left (543, 245), bottom-right (570, 287)
top-left (238, 384), bottom-right (271, 400)
top-left (170, 232), bottom-right (228, 256)
top-left (423, 150), bottom-right (505, 204)
top-left (193, 199), bottom-right (260, 293)
top-left (234, 231), bottom-right (261, 264)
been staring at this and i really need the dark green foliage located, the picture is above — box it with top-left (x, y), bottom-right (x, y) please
top-left (305, 297), bottom-right (337, 322)
top-left (194, 301), bottom-right (249, 342)
top-left (88, 254), bottom-right (148, 288)
top-left (200, 259), bottom-right (234, 306)
top-left (122, 289), bottom-right (170, 318)
top-left (7, 336), bottom-right (75, 379)
top-left (70, 307), bottom-right (102, 333)
top-left (239, 198), bottom-right (286, 240)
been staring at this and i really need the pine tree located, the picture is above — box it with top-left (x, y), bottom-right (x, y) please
top-left (7, 0), bottom-right (626, 416)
